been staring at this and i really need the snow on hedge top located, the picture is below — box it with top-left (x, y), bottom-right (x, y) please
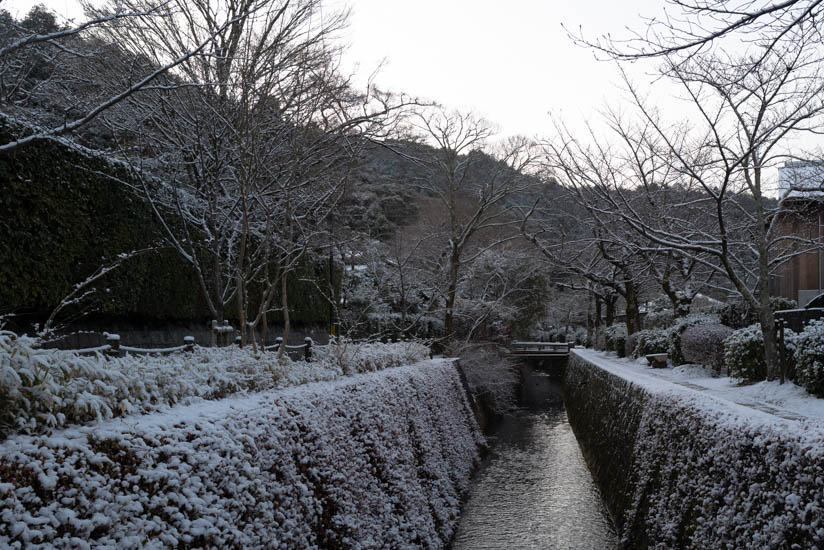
top-left (572, 348), bottom-right (824, 431)
top-left (0, 359), bottom-right (483, 548)
top-left (0, 331), bottom-right (429, 439)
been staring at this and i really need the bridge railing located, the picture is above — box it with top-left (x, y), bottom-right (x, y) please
top-left (510, 341), bottom-right (570, 356)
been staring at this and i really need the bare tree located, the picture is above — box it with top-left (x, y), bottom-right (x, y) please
top-left (572, 0), bottom-right (824, 63)
top-left (97, 0), bottom-right (414, 352)
top-left (0, 1), bottom-right (254, 151)
top-left (411, 109), bottom-right (537, 343)
top-left (551, 29), bottom-right (824, 377)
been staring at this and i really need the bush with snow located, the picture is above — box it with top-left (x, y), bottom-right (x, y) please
top-left (458, 345), bottom-right (519, 417)
top-left (719, 297), bottom-right (797, 329)
top-left (680, 323), bottom-right (734, 373)
top-left (0, 360), bottom-right (483, 548)
top-left (724, 324), bottom-right (766, 382)
top-left (632, 329), bottom-right (669, 359)
top-left (605, 324), bottom-right (627, 357)
top-left (794, 320), bottom-right (824, 396)
top-left (0, 331), bottom-right (429, 439)
top-left (644, 309), bottom-right (675, 330)
top-left (667, 313), bottom-right (720, 366)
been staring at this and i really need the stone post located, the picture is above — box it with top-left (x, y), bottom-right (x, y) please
top-left (304, 337), bottom-right (312, 362)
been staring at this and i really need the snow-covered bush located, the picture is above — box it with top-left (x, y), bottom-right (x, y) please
top-left (605, 324), bottom-right (627, 356)
top-left (0, 360), bottom-right (483, 548)
top-left (315, 338), bottom-right (430, 376)
top-left (793, 320), bottom-right (824, 396)
top-left (459, 345), bottom-right (519, 416)
top-left (724, 324), bottom-right (766, 382)
top-left (644, 309), bottom-right (675, 330)
top-left (719, 297), bottom-right (797, 329)
top-left (632, 329), bottom-right (670, 358)
top-left (667, 313), bottom-right (720, 365)
top-left (0, 331), bottom-right (430, 439)
top-left (680, 324), bottom-right (734, 373)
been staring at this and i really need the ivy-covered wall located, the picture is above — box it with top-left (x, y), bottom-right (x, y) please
top-left (0, 131), bottom-right (203, 323)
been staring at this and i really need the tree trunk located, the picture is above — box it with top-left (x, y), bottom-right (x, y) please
top-left (278, 272), bottom-right (290, 361)
top-left (443, 248), bottom-right (460, 343)
top-left (605, 294), bottom-right (617, 327)
top-left (624, 282), bottom-right (641, 335)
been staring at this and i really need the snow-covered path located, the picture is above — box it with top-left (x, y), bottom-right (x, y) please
top-left (573, 348), bottom-right (824, 427)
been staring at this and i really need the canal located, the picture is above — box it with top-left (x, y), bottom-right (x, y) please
top-left (451, 362), bottom-right (618, 549)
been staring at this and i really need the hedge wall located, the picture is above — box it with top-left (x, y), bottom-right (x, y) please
top-left (0, 126), bottom-right (200, 321)
top-left (565, 350), bottom-right (824, 549)
top-left (0, 359), bottom-right (483, 547)
top-left (0, 120), bottom-right (337, 326)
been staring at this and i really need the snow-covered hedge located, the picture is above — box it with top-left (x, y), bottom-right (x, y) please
top-left (724, 323), bottom-right (766, 382)
top-left (0, 360), bottom-right (483, 548)
top-left (605, 324), bottom-right (627, 357)
top-left (680, 323), bottom-right (734, 373)
top-left (631, 329), bottom-right (669, 359)
top-left (794, 320), bottom-right (824, 396)
top-left (0, 331), bottom-right (429, 439)
top-left (458, 346), bottom-right (519, 418)
top-left (566, 350), bottom-right (824, 549)
top-left (644, 308), bottom-right (675, 330)
top-left (668, 313), bottom-right (720, 366)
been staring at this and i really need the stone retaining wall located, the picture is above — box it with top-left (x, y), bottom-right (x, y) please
top-left (565, 350), bottom-right (824, 549)
top-left (0, 360), bottom-right (483, 548)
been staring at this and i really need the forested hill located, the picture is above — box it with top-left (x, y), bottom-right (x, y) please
top-left (343, 138), bottom-right (557, 240)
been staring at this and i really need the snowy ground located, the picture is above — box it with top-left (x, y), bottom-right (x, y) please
top-left (575, 348), bottom-right (824, 426)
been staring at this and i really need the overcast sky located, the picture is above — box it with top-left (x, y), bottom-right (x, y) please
top-left (337, 0), bottom-right (667, 138)
top-left (4, 0), bottom-right (669, 138)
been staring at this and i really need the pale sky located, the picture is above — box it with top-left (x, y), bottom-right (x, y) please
top-left (337, 0), bottom-right (666, 138)
top-left (3, 0), bottom-right (667, 138)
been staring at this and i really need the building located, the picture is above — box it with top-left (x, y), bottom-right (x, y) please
top-left (771, 161), bottom-right (824, 306)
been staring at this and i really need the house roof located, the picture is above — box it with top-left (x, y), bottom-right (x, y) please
top-left (779, 161), bottom-right (824, 200)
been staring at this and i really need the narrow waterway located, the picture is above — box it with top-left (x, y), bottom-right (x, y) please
top-left (451, 363), bottom-right (618, 549)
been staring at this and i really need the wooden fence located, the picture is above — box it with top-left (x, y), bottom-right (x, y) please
top-left (60, 322), bottom-right (313, 361)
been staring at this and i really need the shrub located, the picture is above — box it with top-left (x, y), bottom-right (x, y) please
top-left (0, 330), bottom-right (430, 439)
top-left (668, 314), bottom-right (721, 366)
top-left (793, 320), bottom-right (824, 396)
top-left (644, 309), bottom-right (675, 330)
top-left (680, 324), bottom-right (734, 373)
top-left (605, 324), bottom-right (627, 357)
top-left (724, 324), bottom-right (766, 382)
top-left (633, 329), bottom-right (670, 358)
top-left (719, 297), bottom-right (797, 329)
top-left (459, 345), bottom-right (519, 416)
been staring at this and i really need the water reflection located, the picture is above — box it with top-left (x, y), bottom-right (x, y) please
top-left (451, 364), bottom-right (618, 549)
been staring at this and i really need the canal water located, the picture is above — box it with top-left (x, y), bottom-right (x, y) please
top-left (451, 363), bottom-right (618, 549)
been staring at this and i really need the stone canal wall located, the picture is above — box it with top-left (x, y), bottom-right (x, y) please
top-left (0, 360), bottom-right (484, 548)
top-left (565, 349), bottom-right (824, 549)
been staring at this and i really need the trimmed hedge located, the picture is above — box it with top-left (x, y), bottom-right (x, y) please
top-left (632, 329), bottom-right (669, 359)
top-left (0, 360), bottom-right (483, 547)
top-left (667, 314), bottom-right (720, 366)
top-left (794, 320), bottom-right (824, 396)
top-left (0, 119), bottom-right (337, 326)
top-left (680, 323), bottom-right (734, 373)
top-left (724, 324), bottom-right (766, 382)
